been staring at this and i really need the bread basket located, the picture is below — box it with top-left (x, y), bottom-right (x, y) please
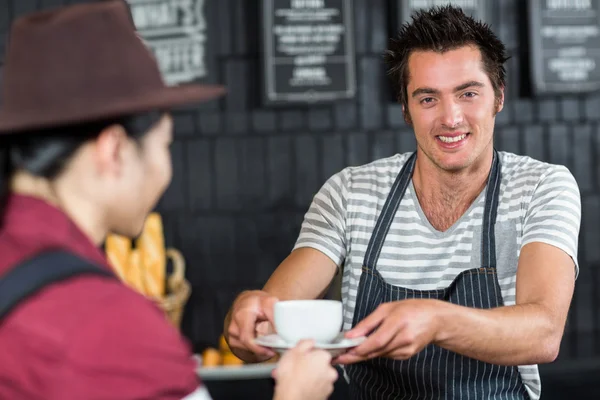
top-left (150, 248), bottom-right (191, 328)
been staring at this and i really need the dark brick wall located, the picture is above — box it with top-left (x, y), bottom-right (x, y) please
top-left (1, 0), bottom-right (599, 360)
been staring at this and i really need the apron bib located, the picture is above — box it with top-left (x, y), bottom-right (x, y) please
top-left (345, 151), bottom-right (529, 399)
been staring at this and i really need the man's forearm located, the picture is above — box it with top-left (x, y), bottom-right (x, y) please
top-left (434, 301), bottom-right (564, 365)
top-left (262, 248), bottom-right (338, 300)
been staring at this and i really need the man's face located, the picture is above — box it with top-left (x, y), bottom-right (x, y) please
top-left (404, 45), bottom-right (503, 173)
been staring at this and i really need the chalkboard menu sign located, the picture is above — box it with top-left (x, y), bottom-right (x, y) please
top-left (127, 0), bottom-right (211, 86)
top-left (395, 0), bottom-right (490, 26)
top-left (528, 0), bottom-right (600, 94)
top-left (262, 0), bottom-right (356, 105)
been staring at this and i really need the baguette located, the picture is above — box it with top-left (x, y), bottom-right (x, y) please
top-left (135, 212), bottom-right (166, 297)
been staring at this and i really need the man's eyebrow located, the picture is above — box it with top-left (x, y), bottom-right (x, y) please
top-left (411, 81), bottom-right (485, 98)
top-left (454, 81), bottom-right (485, 92)
top-left (411, 87), bottom-right (439, 98)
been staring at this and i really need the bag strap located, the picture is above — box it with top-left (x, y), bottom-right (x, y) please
top-left (0, 250), bottom-right (115, 320)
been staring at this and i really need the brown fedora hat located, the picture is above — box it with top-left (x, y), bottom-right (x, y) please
top-left (0, 0), bottom-right (225, 133)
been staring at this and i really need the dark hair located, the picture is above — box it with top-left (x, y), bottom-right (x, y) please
top-left (384, 5), bottom-right (509, 123)
top-left (0, 111), bottom-right (164, 223)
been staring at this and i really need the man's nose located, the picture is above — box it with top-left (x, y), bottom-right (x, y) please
top-left (439, 100), bottom-right (464, 129)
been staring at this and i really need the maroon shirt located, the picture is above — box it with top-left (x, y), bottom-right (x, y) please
top-left (0, 194), bottom-right (201, 399)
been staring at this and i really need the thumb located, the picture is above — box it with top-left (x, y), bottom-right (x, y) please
top-left (261, 296), bottom-right (279, 323)
top-left (293, 339), bottom-right (316, 354)
top-left (346, 307), bottom-right (386, 338)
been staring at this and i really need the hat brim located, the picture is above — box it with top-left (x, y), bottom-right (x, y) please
top-left (0, 84), bottom-right (226, 134)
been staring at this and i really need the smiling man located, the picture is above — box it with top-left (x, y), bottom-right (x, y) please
top-left (224, 5), bottom-right (581, 399)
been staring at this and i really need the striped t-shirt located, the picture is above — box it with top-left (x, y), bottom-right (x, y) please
top-left (293, 151), bottom-right (581, 399)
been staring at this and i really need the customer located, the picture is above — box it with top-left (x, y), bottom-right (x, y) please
top-left (0, 1), bottom-right (337, 399)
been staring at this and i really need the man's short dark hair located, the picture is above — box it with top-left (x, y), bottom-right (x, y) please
top-left (385, 5), bottom-right (509, 122)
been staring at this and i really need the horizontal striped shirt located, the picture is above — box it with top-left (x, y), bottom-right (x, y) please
top-left (294, 151), bottom-right (581, 399)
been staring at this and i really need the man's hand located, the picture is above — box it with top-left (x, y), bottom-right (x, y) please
top-left (224, 290), bottom-right (279, 363)
top-left (334, 299), bottom-right (442, 364)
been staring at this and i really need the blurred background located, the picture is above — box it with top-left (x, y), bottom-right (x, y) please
top-left (1, 0), bottom-right (600, 398)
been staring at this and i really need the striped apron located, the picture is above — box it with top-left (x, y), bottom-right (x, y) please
top-left (345, 151), bottom-right (530, 399)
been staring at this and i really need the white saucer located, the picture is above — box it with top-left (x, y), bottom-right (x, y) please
top-left (254, 333), bottom-right (366, 356)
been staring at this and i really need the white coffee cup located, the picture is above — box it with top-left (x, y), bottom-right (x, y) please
top-left (274, 300), bottom-right (343, 344)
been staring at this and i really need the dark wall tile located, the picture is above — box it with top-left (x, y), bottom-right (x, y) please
top-left (0, 64), bottom-right (4, 104)
top-left (321, 134), bottom-right (345, 181)
top-left (197, 112), bottom-right (222, 136)
top-left (252, 110), bottom-right (277, 133)
top-left (512, 99), bottom-right (534, 124)
top-left (584, 94), bottom-right (600, 121)
top-left (232, 0), bottom-right (259, 56)
top-left (371, 131), bottom-right (396, 161)
top-left (187, 139), bottom-right (213, 211)
top-left (193, 97), bottom-right (221, 113)
top-left (498, 0), bottom-right (518, 49)
top-left (254, 212), bottom-right (303, 282)
top-left (573, 275), bottom-right (595, 336)
top-left (12, 0), bottom-right (36, 17)
top-left (595, 125), bottom-right (600, 190)
top-left (561, 97), bottom-right (582, 122)
top-left (334, 102), bottom-right (357, 131)
top-left (224, 112), bottom-right (249, 135)
top-left (537, 98), bottom-right (558, 122)
top-left (180, 216), bottom-right (239, 285)
top-left (397, 129), bottom-right (416, 153)
top-left (353, 0), bottom-right (368, 54)
top-left (369, 0), bottom-right (387, 54)
top-left (573, 125), bottom-right (593, 193)
top-left (158, 212), bottom-right (180, 250)
top-left (497, 126), bottom-right (521, 155)
top-left (0, 0), bottom-right (10, 30)
top-left (216, 0), bottom-right (232, 56)
top-left (173, 112), bottom-right (196, 137)
top-left (237, 137), bottom-right (266, 208)
top-left (235, 216), bottom-right (260, 260)
top-left (582, 196), bottom-right (600, 263)
top-left (254, 213), bottom-right (292, 277)
top-left (387, 104), bottom-right (405, 129)
top-left (346, 132), bottom-right (369, 167)
top-left (548, 125), bottom-right (571, 169)
top-left (279, 110), bottom-right (306, 132)
top-left (157, 142), bottom-right (186, 211)
top-left (308, 108), bottom-right (333, 132)
top-left (504, 53), bottom-right (521, 100)
top-left (214, 138), bottom-right (239, 210)
top-left (294, 135), bottom-right (320, 208)
top-left (225, 60), bottom-right (250, 111)
top-left (523, 125), bottom-right (545, 162)
top-left (495, 104), bottom-right (512, 126)
top-left (182, 289), bottom-right (219, 351)
top-left (359, 57), bottom-right (384, 130)
top-left (267, 136), bottom-right (293, 209)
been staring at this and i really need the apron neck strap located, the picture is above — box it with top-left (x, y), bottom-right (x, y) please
top-left (363, 150), bottom-right (502, 271)
top-left (481, 150), bottom-right (501, 268)
top-left (363, 152), bottom-right (416, 269)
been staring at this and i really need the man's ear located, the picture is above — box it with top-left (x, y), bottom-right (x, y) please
top-left (93, 124), bottom-right (128, 177)
top-left (495, 87), bottom-right (505, 114)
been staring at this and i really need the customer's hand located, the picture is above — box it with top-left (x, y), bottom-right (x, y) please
top-left (224, 290), bottom-right (279, 363)
top-left (273, 340), bottom-right (338, 400)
